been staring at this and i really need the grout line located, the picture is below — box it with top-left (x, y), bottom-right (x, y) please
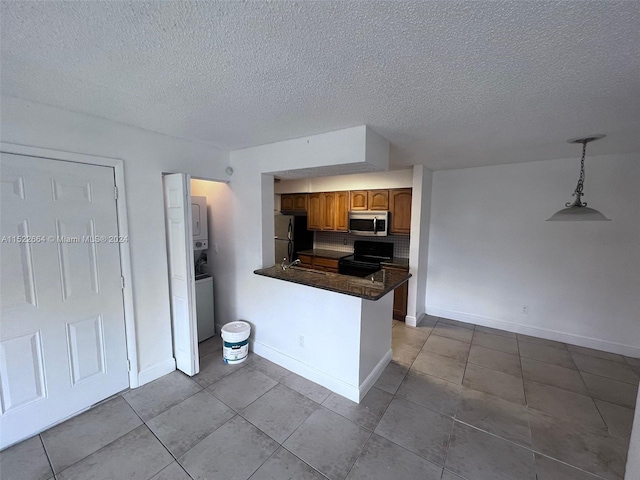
top-left (38, 433), bottom-right (56, 478)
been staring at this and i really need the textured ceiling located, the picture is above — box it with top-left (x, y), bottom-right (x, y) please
top-left (2, 1), bottom-right (639, 170)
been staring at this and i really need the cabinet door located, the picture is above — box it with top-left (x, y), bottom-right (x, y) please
top-left (350, 191), bottom-right (368, 211)
top-left (307, 193), bottom-right (323, 230)
top-left (280, 194), bottom-right (295, 212)
top-left (368, 190), bottom-right (389, 210)
top-left (321, 192), bottom-right (336, 230)
top-left (334, 191), bottom-right (349, 231)
top-left (298, 254), bottom-right (313, 268)
top-left (313, 257), bottom-right (339, 271)
top-left (293, 194), bottom-right (308, 212)
top-left (389, 188), bottom-right (412, 235)
top-left (393, 280), bottom-right (409, 321)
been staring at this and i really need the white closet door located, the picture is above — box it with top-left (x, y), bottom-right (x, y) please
top-left (162, 174), bottom-right (199, 376)
top-left (0, 153), bottom-right (129, 449)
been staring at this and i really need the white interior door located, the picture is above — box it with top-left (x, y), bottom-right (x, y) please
top-left (163, 174), bottom-right (199, 376)
top-left (0, 153), bottom-right (129, 449)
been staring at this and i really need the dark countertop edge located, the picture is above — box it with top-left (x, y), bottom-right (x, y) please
top-left (253, 266), bottom-right (411, 301)
top-left (381, 258), bottom-right (410, 269)
top-left (297, 249), bottom-right (410, 268)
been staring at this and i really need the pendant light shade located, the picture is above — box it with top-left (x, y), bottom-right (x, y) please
top-left (546, 135), bottom-right (610, 222)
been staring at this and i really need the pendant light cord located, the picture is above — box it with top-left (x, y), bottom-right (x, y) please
top-left (567, 140), bottom-right (588, 207)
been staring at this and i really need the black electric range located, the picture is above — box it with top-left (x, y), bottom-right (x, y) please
top-left (338, 240), bottom-right (394, 277)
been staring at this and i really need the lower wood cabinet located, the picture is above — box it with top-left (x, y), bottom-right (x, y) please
top-left (385, 264), bottom-right (409, 321)
top-left (297, 254), bottom-right (339, 273)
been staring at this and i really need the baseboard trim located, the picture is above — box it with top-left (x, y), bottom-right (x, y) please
top-left (137, 358), bottom-right (176, 387)
top-left (251, 341), bottom-right (365, 403)
top-left (404, 312), bottom-right (426, 327)
top-left (426, 306), bottom-right (640, 358)
top-left (357, 349), bottom-right (392, 401)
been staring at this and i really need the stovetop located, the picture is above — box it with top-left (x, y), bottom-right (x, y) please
top-left (340, 254), bottom-right (389, 266)
top-left (343, 240), bottom-right (393, 264)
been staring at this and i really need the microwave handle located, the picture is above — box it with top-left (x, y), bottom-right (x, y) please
top-left (373, 217), bottom-right (377, 234)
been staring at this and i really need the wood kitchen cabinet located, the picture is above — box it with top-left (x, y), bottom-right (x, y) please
top-left (334, 191), bottom-right (349, 231)
top-left (307, 193), bottom-right (323, 230)
top-left (389, 188), bottom-right (412, 235)
top-left (298, 254), bottom-right (313, 268)
top-left (298, 253), bottom-right (339, 273)
top-left (308, 191), bottom-right (348, 232)
top-left (368, 190), bottom-right (389, 210)
top-left (385, 264), bottom-right (409, 321)
top-left (350, 191), bottom-right (368, 211)
top-left (321, 192), bottom-right (336, 230)
top-left (350, 189), bottom-right (389, 211)
top-left (281, 193), bottom-right (308, 213)
top-left (313, 256), bottom-right (339, 273)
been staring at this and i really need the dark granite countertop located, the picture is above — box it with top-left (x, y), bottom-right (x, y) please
top-left (297, 249), bottom-right (409, 270)
top-left (254, 265), bottom-right (411, 300)
top-left (381, 257), bottom-right (409, 269)
top-left (296, 249), bottom-right (351, 260)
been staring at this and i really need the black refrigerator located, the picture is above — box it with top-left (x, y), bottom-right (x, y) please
top-left (274, 213), bottom-right (314, 264)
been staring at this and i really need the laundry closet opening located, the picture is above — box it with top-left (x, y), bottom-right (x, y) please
top-left (163, 174), bottom-right (229, 377)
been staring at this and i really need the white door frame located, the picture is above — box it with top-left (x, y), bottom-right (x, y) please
top-left (0, 142), bottom-right (139, 388)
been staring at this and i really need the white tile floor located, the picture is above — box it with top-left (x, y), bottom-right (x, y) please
top-left (1, 317), bottom-right (637, 480)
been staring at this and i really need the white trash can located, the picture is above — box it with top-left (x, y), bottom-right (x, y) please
top-left (221, 321), bottom-right (251, 364)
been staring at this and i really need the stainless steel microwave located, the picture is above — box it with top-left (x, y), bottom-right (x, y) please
top-left (348, 211), bottom-right (389, 236)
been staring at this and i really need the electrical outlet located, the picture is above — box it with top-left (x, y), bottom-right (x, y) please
top-left (521, 305), bottom-right (529, 314)
top-left (298, 335), bottom-right (305, 348)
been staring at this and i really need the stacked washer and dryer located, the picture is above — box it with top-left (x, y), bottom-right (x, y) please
top-left (191, 196), bottom-right (216, 342)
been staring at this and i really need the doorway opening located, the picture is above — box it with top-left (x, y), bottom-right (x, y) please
top-left (162, 174), bottom-right (228, 377)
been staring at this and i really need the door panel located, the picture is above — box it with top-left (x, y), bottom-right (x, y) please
top-left (163, 174), bottom-right (198, 377)
top-left (0, 332), bottom-right (46, 414)
top-left (0, 153), bottom-right (129, 449)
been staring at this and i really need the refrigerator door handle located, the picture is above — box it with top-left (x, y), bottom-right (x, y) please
top-left (288, 219), bottom-right (293, 240)
top-left (288, 240), bottom-right (293, 262)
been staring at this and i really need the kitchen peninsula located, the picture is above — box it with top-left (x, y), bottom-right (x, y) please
top-left (252, 264), bottom-right (410, 403)
top-left (254, 265), bottom-right (410, 300)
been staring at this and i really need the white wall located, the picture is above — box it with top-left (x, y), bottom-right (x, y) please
top-left (1, 96), bottom-right (231, 381)
top-left (406, 165), bottom-right (433, 326)
top-left (275, 168), bottom-right (412, 193)
top-left (426, 152), bottom-right (640, 356)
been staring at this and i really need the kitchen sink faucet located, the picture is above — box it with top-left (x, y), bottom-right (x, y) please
top-left (281, 258), bottom-right (301, 270)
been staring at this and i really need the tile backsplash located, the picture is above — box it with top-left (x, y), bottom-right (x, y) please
top-left (314, 231), bottom-right (410, 258)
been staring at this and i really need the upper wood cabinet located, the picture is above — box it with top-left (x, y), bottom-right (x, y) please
top-left (307, 191), bottom-right (348, 232)
top-left (321, 192), bottom-right (336, 230)
top-left (307, 193), bottom-right (323, 230)
top-left (281, 194), bottom-right (295, 212)
top-left (293, 194), bottom-right (308, 211)
top-left (281, 193), bottom-right (307, 212)
top-left (335, 191), bottom-right (349, 231)
top-left (389, 188), bottom-right (412, 235)
top-left (368, 190), bottom-right (389, 210)
top-left (350, 191), bottom-right (368, 211)
top-left (349, 190), bottom-right (389, 211)
top-left (292, 188), bottom-right (410, 234)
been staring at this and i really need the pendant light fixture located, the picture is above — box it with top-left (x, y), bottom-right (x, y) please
top-left (546, 135), bottom-right (610, 221)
